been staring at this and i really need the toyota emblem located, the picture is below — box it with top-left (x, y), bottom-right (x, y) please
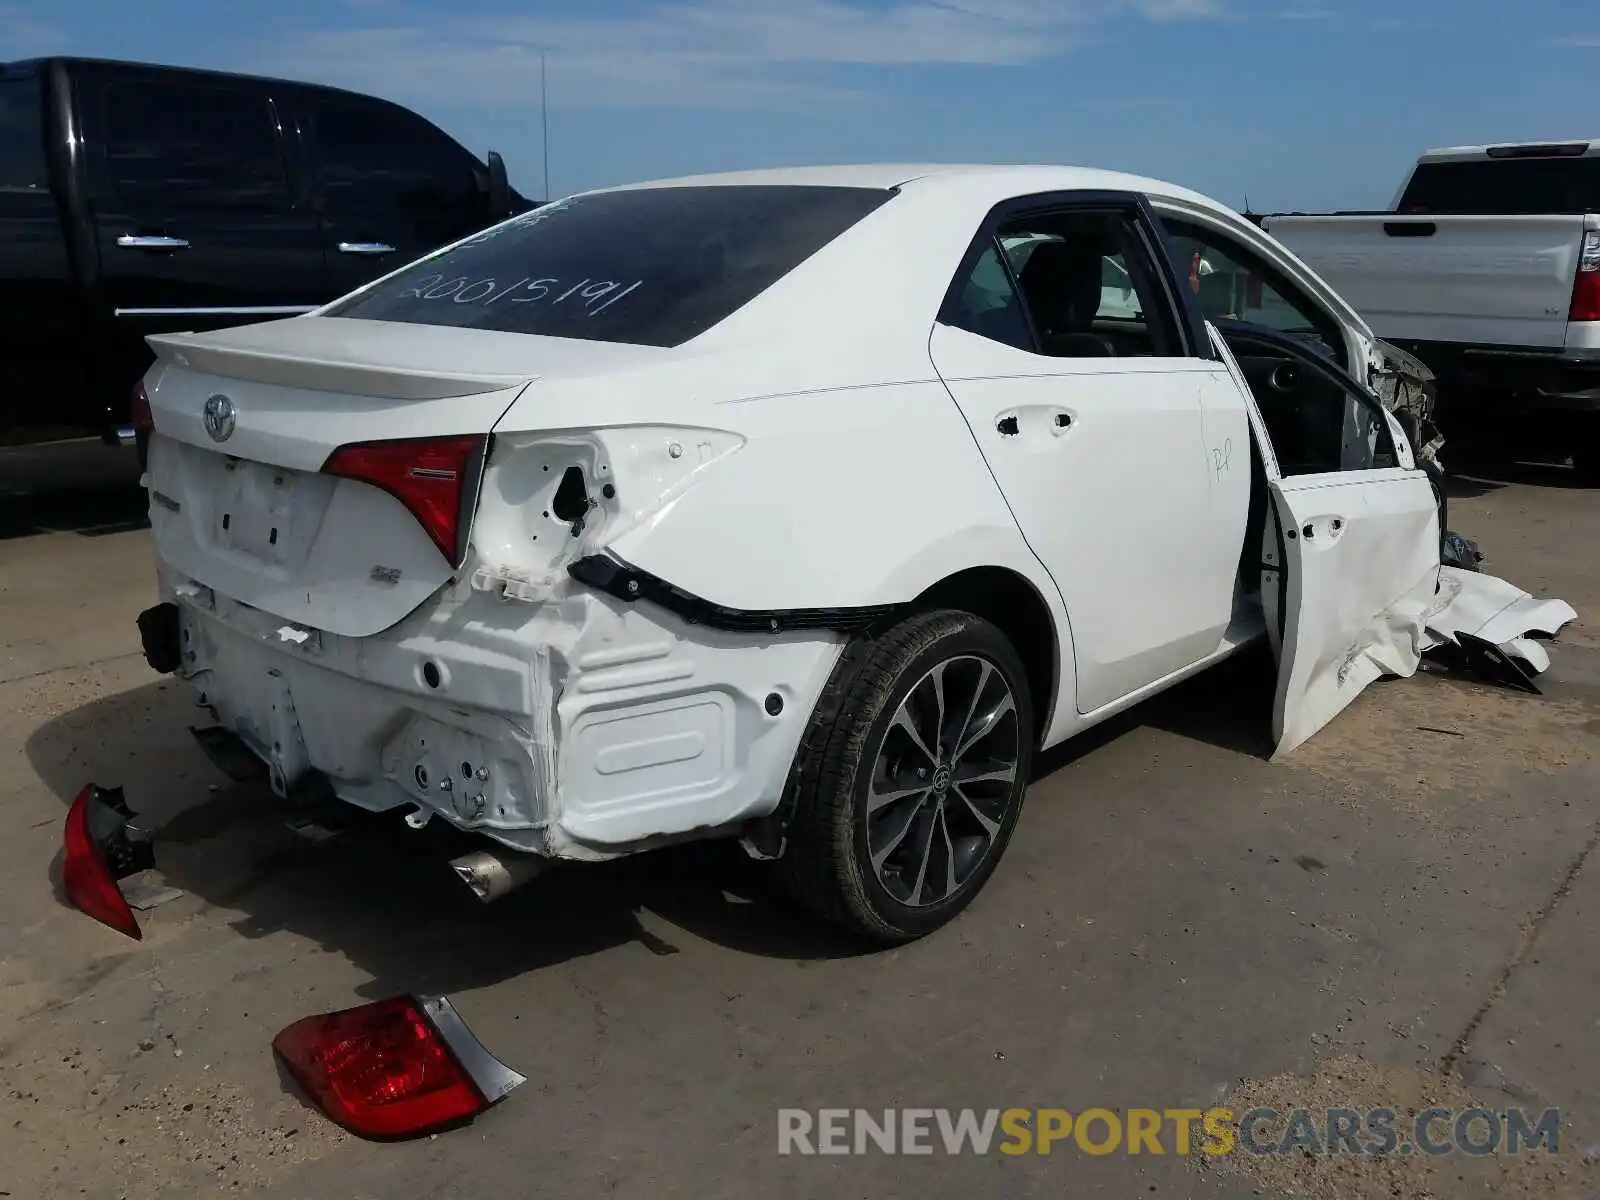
top-left (203, 394), bottom-right (236, 442)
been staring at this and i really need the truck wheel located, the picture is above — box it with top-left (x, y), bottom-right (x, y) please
top-left (779, 610), bottom-right (1035, 944)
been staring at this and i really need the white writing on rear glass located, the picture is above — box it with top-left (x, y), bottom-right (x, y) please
top-left (395, 273), bottom-right (642, 314)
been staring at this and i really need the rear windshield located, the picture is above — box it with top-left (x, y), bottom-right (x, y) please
top-left (1397, 156), bottom-right (1600, 215)
top-left (326, 184), bottom-right (895, 347)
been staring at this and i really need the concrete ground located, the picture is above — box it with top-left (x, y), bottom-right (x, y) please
top-left (1, 443), bottom-right (1596, 1199)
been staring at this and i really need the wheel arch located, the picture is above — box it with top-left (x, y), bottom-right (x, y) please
top-left (909, 565), bottom-right (1060, 745)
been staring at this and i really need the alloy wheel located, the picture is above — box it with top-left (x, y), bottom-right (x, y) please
top-left (865, 655), bottom-right (1023, 908)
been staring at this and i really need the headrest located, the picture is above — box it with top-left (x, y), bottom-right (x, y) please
top-left (1016, 238), bottom-right (1107, 331)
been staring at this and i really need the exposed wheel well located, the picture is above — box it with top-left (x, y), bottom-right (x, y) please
top-left (912, 567), bottom-right (1058, 744)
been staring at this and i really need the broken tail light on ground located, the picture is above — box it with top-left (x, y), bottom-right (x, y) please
top-left (62, 784), bottom-right (154, 940)
top-left (273, 994), bottom-right (525, 1140)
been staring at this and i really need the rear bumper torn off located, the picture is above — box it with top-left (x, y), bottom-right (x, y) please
top-left (163, 578), bottom-right (845, 861)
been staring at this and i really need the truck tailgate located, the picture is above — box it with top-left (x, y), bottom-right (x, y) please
top-left (1263, 213), bottom-right (1590, 349)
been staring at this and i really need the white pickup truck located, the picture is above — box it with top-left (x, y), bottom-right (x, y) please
top-left (1260, 140), bottom-right (1600, 479)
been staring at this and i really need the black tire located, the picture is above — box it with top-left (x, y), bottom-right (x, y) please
top-left (779, 610), bottom-right (1035, 944)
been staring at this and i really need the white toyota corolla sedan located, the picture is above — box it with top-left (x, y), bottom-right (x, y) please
top-left (133, 164), bottom-right (1453, 943)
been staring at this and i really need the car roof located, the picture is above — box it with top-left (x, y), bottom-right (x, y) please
top-left (589, 163), bottom-right (1238, 220)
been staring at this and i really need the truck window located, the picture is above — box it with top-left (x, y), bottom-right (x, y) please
top-left (1161, 218), bottom-right (1344, 362)
top-left (102, 80), bottom-right (288, 209)
top-left (311, 99), bottom-right (481, 232)
top-left (1397, 157), bottom-right (1600, 215)
top-left (0, 72), bottom-right (46, 192)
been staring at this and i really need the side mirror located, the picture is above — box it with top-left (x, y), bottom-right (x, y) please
top-left (486, 151), bottom-right (511, 220)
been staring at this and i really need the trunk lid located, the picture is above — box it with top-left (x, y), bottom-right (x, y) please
top-left (142, 317), bottom-right (653, 638)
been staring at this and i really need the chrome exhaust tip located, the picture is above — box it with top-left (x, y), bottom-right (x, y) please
top-left (449, 849), bottom-right (548, 904)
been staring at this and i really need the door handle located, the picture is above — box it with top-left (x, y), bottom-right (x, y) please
top-left (337, 241), bottom-right (396, 255)
top-left (995, 410), bottom-right (1075, 438)
top-left (116, 234), bottom-right (189, 250)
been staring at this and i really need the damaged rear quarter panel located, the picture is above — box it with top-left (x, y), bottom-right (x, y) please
top-left (468, 374), bottom-right (1074, 844)
top-left (596, 380), bottom-right (1060, 616)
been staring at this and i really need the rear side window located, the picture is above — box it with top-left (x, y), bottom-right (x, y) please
top-left (1398, 157), bottom-right (1600, 215)
top-left (0, 71), bottom-right (46, 191)
top-left (945, 243), bottom-right (1034, 351)
top-left (102, 80), bottom-right (288, 209)
top-left (327, 185), bottom-right (895, 347)
top-left (311, 98), bottom-right (481, 230)
top-left (943, 209), bottom-right (1181, 358)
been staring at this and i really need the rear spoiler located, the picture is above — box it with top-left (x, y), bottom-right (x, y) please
top-left (147, 331), bottom-right (534, 402)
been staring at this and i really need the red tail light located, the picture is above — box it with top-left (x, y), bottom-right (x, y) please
top-left (62, 784), bottom-right (149, 940)
top-left (131, 381), bottom-right (154, 437)
top-left (322, 435), bottom-right (486, 566)
top-left (1571, 231), bottom-right (1600, 322)
top-left (273, 994), bottom-right (525, 1140)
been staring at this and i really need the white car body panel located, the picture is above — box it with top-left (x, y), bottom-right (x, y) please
top-left (1268, 469), bottom-right (1441, 758)
top-left (1421, 567), bottom-right (1577, 676)
top-left (170, 567), bottom-right (844, 855)
top-left (928, 324), bottom-right (1243, 713)
top-left (131, 162), bottom-right (1568, 875)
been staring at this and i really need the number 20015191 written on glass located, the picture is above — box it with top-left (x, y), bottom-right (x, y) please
top-left (396, 275), bottom-right (642, 314)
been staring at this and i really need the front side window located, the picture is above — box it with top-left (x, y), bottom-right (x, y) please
top-left (1162, 218), bottom-right (1342, 361)
top-left (945, 209), bottom-right (1179, 358)
top-left (0, 71), bottom-right (46, 192)
top-left (102, 81), bottom-right (287, 209)
top-left (312, 99), bottom-right (480, 230)
top-left (1220, 322), bottom-right (1395, 476)
top-left (327, 185), bottom-right (895, 348)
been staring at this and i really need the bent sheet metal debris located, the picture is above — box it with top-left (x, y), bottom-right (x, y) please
top-left (1274, 559), bottom-right (1577, 760)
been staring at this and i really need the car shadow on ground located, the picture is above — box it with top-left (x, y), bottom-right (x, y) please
top-left (26, 680), bottom-right (874, 999)
top-left (1443, 454), bottom-right (1589, 496)
top-left (25, 646), bottom-right (1277, 1000)
top-left (0, 445), bottom-right (147, 539)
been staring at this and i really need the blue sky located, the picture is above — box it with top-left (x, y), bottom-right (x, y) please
top-left (6, 0), bottom-right (1598, 210)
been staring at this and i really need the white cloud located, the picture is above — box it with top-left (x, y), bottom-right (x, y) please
top-left (248, 0), bottom-right (1226, 111)
top-left (1556, 34), bottom-right (1600, 46)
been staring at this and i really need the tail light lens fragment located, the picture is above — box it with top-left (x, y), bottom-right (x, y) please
top-left (272, 994), bottom-right (525, 1140)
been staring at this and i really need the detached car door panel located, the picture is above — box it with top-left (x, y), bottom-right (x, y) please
top-left (931, 202), bottom-right (1245, 714)
top-left (1270, 470), bottom-right (1440, 756)
top-left (1209, 321), bottom-right (1440, 758)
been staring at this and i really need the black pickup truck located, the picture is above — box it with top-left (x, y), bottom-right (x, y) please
top-left (0, 56), bottom-right (532, 447)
